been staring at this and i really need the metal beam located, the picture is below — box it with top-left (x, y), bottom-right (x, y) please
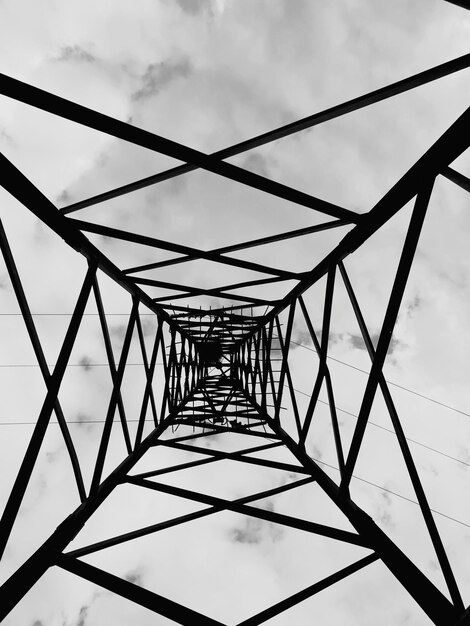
top-left (57, 555), bottom-right (225, 626)
top-left (241, 392), bottom-right (459, 626)
top-left (245, 100), bottom-right (470, 335)
top-left (0, 72), bottom-right (358, 222)
top-left (68, 217), bottom-right (300, 280)
top-left (0, 152), bottom-right (191, 339)
top-left (52, 52), bottom-right (470, 213)
top-left (123, 220), bottom-right (348, 276)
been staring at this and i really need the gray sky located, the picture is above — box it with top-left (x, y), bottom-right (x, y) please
top-left (0, 0), bottom-right (470, 624)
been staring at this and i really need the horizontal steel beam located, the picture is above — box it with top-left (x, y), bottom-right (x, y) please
top-left (54, 52), bottom-right (470, 213)
top-left (441, 166), bottom-right (470, 193)
top-left (127, 476), bottom-right (367, 546)
top-left (0, 72), bottom-right (357, 222)
top-left (57, 555), bottom-right (225, 626)
top-left (68, 217), bottom-right (299, 280)
top-left (236, 553), bottom-right (379, 626)
top-left (124, 219), bottom-right (348, 276)
top-left (247, 100), bottom-right (470, 335)
top-left (0, 153), bottom-right (191, 339)
top-left (244, 394), bottom-right (459, 626)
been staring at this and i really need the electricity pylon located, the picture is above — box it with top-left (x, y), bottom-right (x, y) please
top-left (1, 35), bottom-right (470, 626)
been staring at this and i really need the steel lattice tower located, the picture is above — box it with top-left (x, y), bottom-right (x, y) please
top-left (1, 3), bottom-right (470, 623)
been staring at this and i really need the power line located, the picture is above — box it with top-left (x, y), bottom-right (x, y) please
top-left (1, 377), bottom-right (467, 475)
top-left (0, 358), bottom-right (467, 469)
top-left (1, 314), bottom-right (468, 419)
top-left (0, 362), bottom-right (164, 368)
top-left (291, 386), bottom-right (470, 470)
top-left (290, 340), bottom-right (470, 420)
top-left (312, 456), bottom-right (470, 530)
top-left (5, 411), bottom-right (467, 530)
top-left (0, 313), bottom-right (155, 316)
top-left (1, 315), bottom-right (469, 496)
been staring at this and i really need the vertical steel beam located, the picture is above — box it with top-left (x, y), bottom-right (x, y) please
top-left (338, 260), bottom-right (463, 609)
top-left (0, 262), bottom-right (96, 560)
top-left (134, 320), bottom-right (164, 447)
top-left (274, 301), bottom-right (297, 423)
top-left (300, 266), bottom-right (337, 447)
top-left (0, 219), bottom-right (86, 502)
top-left (89, 297), bottom-right (139, 496)
top-left (238, 390), bottom-right (458, 626)
top-left (92, 275), bottom-right (132, 455)
top-left (341, 182), bottom-right (434, 493)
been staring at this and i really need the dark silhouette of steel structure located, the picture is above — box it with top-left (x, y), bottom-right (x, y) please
top-left (1, 15), bottom-right (470, 624)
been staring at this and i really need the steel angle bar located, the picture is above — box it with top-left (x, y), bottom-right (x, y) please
top-left (181, 339), bottom-right (192, 399)
top-left (338, 260), bottom-right (463, 609)
top-left (274, 325), bottom-right (302, 437)
top-left (235, 505), bottom-right (367, 546)
top-left (0, 152), bottom-right (189, 340)
top-left (123, 220), bottom-right (348, 275)
top-left (0, 384), bottom-right (200, 621)
top-left (138, 316), bottom-right (160, 420)
top-left (156, 438), bottom-right (282, 456)
top-left (441, 166), bottom-right (470, 193)
top-left (250, 332), bottom-right (263, 403)
top-left (160, 428), bottom-right (273, 445)
top-left (299, 265), bottom-right (336, 445)
top-left (236, 553), bottom-right (379, 626)
top-left (201, 388), bottom-right (219, 414)
top-left (235, 476), bottom-right (316, 504)
top-left (192, 302), bottom-right (266, 315)
top-left (68, 217), bottom-right (299, 280)
top-left (0, 72), bottom-right (356, 221)
top-left (64, 506), bottom-right (222, 559)
top-left (126, 477), bottom-right (367, 547)
top-left (260, 324), bottom-right (272, 413)
top-left (273, 303), bottom-right (296, 423)
top-left (154, 440), bottom-right (311, 475)
top-left (158, 327), bottom-right (171, 420)
top-left (238, 392), bottom-right (459, 626)
top-left (456, 606), bottom-right (470, 626)
top-left (135, 320), bottom-right (163, 447)
top-left (172, 336), bottom-right (186, 407)
top-left (298, 290), bottom-right (345, 474)
top-left (89, 297), bottom-right (140, 496)
top-left (202, 314), bottom-right (220, 342)
top-left (262, 320), bottom-right (278, 412)
top-left (161, 302), bottom-right (209, 315)
top-left (245, 336), bottom-right (256, 400)
top-left (341, 182), bottom-right (435, 494)
top-left (132, 454), bottom-right (220, 479)
top-left (92, 275), bottom-right (132, 455)
top-left (57, 555), bottom-right (226, 626)
top-left (0, 219), bottom-right (86, 502)
top-left (244, 101), bottom-right (470, 338)
top-left (153, 291), bottom-right (279, 308)
top-left (0, 261), bottom-right (96, 561)
top-left (135, 274), bottom-right (294, 295)
top-left (66, 476), bottom-right (316, 560)
top-left (169, 420), bottom-right (276, 438)
top-left (167, 330), bottom-right (178, 411)
top-left (53, 52), bottom-right (470, 213)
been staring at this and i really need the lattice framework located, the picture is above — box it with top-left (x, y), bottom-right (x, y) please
top-left (1, 8), bottom-right (470, 623)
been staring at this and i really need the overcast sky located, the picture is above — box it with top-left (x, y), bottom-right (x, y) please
top-left (1, 0), bottom-right (470, 625)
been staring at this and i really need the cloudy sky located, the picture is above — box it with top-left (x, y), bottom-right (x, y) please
top-left (0, 0), bottom-right (470, 624)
